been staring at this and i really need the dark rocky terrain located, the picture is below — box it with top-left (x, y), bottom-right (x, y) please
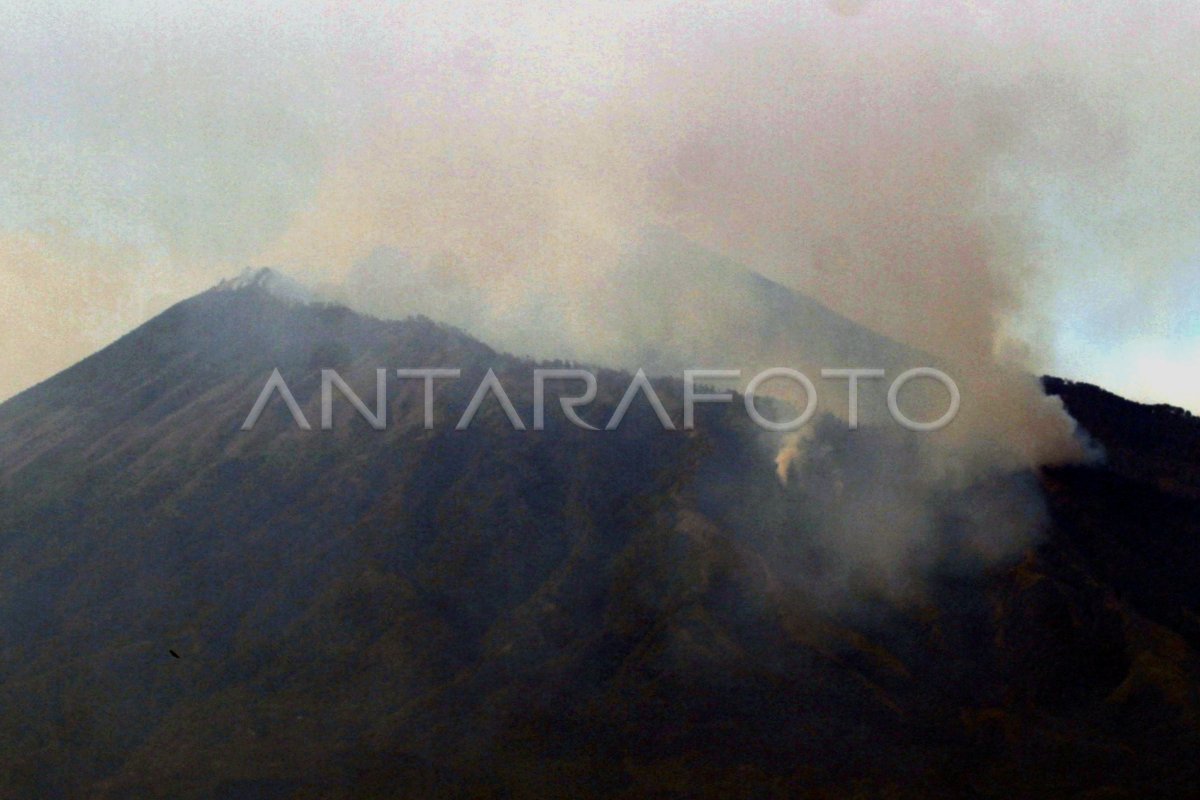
top-left (0, 278), bottom-right (1197, 798)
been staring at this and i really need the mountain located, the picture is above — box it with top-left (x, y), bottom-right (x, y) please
top-left (0, 276), bottom-right (1198, 798)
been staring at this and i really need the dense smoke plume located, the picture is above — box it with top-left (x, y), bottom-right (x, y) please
top-left (259, 2), bottom-right (1199, 473)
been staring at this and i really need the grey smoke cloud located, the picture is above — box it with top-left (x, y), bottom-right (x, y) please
top-left (278, 1), bottom-right (1198, 468)
top-left (261, 0), bottom-right (1200, 596)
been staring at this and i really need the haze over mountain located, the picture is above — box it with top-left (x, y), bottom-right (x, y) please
top-left (6, 2), bottom-right (1200, 414)
top-left (329, 229), bottom-right (1085, 471)
top-left (0, 274), bottom-right (1197, 798)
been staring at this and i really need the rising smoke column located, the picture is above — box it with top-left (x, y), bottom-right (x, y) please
top-left (256, 0), bottom-right (1200, 591)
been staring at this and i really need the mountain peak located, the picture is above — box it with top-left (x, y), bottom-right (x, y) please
top-left (215, 266), bottom-right (314, 304)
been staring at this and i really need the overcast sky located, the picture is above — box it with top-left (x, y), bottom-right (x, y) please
top-left (2, 0), bottom-right (1199, 413)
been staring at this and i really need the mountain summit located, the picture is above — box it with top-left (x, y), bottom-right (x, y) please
top-left (215, 266), bottom-right (316, 304)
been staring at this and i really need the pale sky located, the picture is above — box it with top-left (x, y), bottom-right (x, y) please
top-left (2, 0), bottom-right (1199, 413)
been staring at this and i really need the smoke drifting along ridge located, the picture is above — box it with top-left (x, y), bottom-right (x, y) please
top-left (258, 1), bottom-right (1200, 474)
